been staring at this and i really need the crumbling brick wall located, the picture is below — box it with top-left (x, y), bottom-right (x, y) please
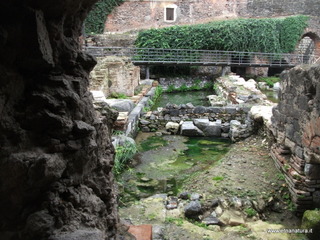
top-left (271, 65), bottom-right (320, 214)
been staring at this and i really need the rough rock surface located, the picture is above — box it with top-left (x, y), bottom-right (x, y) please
top-left (105, 99), bottom-right (135, 112)
top-left (0, 1), bottom-right (118, 239)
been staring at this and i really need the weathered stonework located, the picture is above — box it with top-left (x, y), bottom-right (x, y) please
top-left (105, 0), bottom-right (320, 35)
top-left (140, 104), bottom-right (253, 141)
top-left (90, 56), bottom-right (140, 97)
top-left (0, 1), bottom-right (119, 239)
top-left (271, 65), bottom-right (320, 213)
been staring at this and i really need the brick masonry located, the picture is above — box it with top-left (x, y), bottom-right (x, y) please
top-left (271, 65), bottom-right (320, 213)
top-left (89, 56), bottom-right (140, 97)
top-left (105, 0), bottom-right (320, 36)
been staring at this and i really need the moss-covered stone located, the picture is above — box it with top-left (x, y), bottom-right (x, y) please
top-left (301, 210), bottom-right (320, 240)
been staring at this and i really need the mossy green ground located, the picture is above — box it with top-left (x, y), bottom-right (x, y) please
top-left (117, 134), bottom-right (231, 205)
top-left (119, 135), bottom-right (308, 240)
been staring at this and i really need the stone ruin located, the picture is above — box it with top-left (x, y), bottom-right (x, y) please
top-left (90, 56), bottom-right (140, 97)
top-left (0, 1), bottom-right (320, 239)
top-left (271, 65), bottom-right (320, 214)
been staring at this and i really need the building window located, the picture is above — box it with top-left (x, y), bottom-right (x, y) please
top-left (164, 4), bottom-right (177, 22)
top-left (166, 8), bottom-right (174, 21)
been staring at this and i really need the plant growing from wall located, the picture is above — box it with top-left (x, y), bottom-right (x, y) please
top-left (85, 0), bottom-right (124, 34)
top-left (135, 15), bottom-right (309, 53)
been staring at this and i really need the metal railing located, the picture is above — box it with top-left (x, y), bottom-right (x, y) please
top-left (85, 46), bottom-right (318, 68)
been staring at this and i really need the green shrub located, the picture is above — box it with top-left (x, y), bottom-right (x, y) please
top-left (110, 92), bottom-right (128, 99)
top-left (257, 76), bottom-right (280, 87)
top-left (135, 15), bottom-right (308, 53)
top-left (85, 0), bottom-right (124, 34)
top-left (114, 140), bottom-right (137, 176)
top-left (244, 208), bottom-right (257, 217)
top-left (166, 85), bottom-right (176, 93)
top-left (178, 84), bottom-right (189, 92)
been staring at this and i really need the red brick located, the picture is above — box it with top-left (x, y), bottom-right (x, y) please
top-left (128, 225), bottom-right (152, 240)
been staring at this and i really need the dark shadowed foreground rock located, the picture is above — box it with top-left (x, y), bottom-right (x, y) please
top-left (184, 201), bottom-right (202, 220)
top-left (0, 1), bottom-right (119, 239)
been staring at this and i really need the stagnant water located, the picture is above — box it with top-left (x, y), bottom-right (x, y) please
top-left (118, 133), bottom-right (231, 205)
top-left (151, 90), bottom-right (212, 110)
top-left (262, 89), bottom-right (279, 103)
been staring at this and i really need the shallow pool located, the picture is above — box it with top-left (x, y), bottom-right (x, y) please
top-left (151, 90), bottom-right (213, 110)
top-left (118, 133), bottom-right (231, 205)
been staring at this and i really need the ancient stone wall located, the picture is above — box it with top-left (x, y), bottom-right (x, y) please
top-left (105, 0), bottom-right (320, 33)
top-left (90, 56), bottom-right (140, 97)
top-left (0, 1), bottom-right (119, 239)
top-left (140, 104), bottom-right (252, 141)
top-left (271, 65), bottom-right (320, 214)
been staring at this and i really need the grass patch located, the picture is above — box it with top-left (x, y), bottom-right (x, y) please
top-left (165, 217), bottom-right (184, 226)
top-left (110, 92), bottom-right (128, 99)
top-left (257, 76), bottom-right (280, 88)
top-left (244, 208), bottom-right (257, 217)
top-left (114, 140), bottom-right (137, 176)
top-left (212, 176), bottom-right (224, 181)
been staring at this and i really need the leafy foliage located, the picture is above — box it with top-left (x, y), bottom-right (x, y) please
top-left (85, 0), bottom-right (123, 34)
top-left (244, 207), bottom-right (257, 217)
top-left (164, 80), bottom-right (212, 93)
top-left (114, 140), bottom-right (137, 176)
top-left (257, 76), bottom-right (280, 87)
top-left (135, 15), bottom-right (309, 53)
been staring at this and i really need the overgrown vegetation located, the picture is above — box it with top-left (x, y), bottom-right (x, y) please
top-left (257, 76), bottom-right (280, 87)
top-left (135, 15), bottom-right (309, 53)
top-left (244, 207), bottom-right (257, 217)
top-left (143, 85), bottom-right (163, 112)
top-left (165, 79), bottom-right (213, 93)
top-left (114, 140), bottom-right (137, 176)
top-left (85, 0), bottom-right (124, 34)
top-left (110, 92), bottom-right (128, 99)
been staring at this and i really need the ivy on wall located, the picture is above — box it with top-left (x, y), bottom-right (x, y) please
top-left (135, 15), bottom-right (309, 53)
top-left (85, 0), bottom-right (123, 34)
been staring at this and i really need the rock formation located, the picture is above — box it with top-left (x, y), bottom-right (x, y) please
top-left (0, 1), bottom-right (119, 239)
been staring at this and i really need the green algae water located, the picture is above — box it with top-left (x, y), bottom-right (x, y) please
top-left (118, 133), bottom-right (231, 205)
top-left (151, 90), bottom-right (212, 110)
top-left (261, 89), bottom-right (279, 103)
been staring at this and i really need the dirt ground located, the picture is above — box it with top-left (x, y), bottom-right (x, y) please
top-left (119, 134), bottom-right (308, 240)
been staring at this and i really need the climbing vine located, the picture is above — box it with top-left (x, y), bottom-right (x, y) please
top-left (135, 15), bottom-right (309, 53)
top-left (85, 0), bottom-right (123, 34)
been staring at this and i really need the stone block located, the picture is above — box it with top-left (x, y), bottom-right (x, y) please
top-left (284, 137), bottom-right (296, 154)
top-left (304, 163), bottom-right (320, 180)
top-left (285, 123), bottom-right (294, 141)
top-left (193, 119), bottom-right (210, 130)
top-left (169, 109), bottom-right (180, 116)
top-left (295, 146), bottom-right (304, 160)
top-left (207, 107), bottom-right (222, 113)
top-left (203, 122), bottom-right (222, 137)
top-left (180, 121), bottom-right (204, 136)
top-left (193, 106), bottom-right (207, 114)
top-left (225, 107), bottom-right (237, 114)
top-left (105, 99), bottom-right (135, 112)
top-left (165, 122), bottom-right (180, 134)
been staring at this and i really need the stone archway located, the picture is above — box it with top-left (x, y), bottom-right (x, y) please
top-left (296, 32), bottom-right (320, 60)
